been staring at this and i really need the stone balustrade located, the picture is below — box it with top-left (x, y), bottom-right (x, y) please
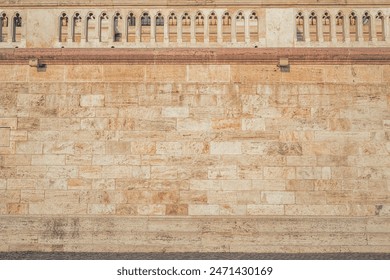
top-left (1, 8), bottom-right (390, 48)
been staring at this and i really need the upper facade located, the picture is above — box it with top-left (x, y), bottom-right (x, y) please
top-left (1, 0), bottom-right (390, 48)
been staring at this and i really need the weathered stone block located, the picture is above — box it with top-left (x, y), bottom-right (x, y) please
top-left (261, 191), bottom-right (295, 204)
top-left (7, 203), bottom-right (28, 215)
top-left (16, 142), bottom-right (43, 154)
top-left (102, 166), bottom-right (133, 179)
top-left (146, 65), bottom-right (186, 82)
top-left (0, 190), bottom-right (20, 203)
top-left (21, 190), bottom-right (45, 203)
top-left (165, 204), bottom-right (188, 216)
top-left (156, 142), bottom-right (182, 155)
top-left (151, 166), bottom-right (177, 180)
top-left (105, 142), bottom-right (132, 155)
top-left (212, 118), bottom-right (241, 131)
top-left (103, 65), bottom-right (145, 82)
top-left (29, 65), bottom-right (64, 82)
top-left (0, 128), bottom-right (10, 147)
top-left (68, 178), bottom-right (92, 190)
top-left (88, 204), bottom-right (116, 215)
top-left (188, 205), bottom-right (220, 216)
top-left (17, 118), bottom-right (40, 130)
top-left (242, 118), bottom-right (265, 131)
top-left (80, 95), bottom-right (105, 107)
top-left (285, 205), bottom-right (349, 216)
top-left (43, 142), bottom-right (74, 155)
top-left (208, 165), bottom-right (237, 180)
top-left (177, 119), bottom-right (211, 131)
top-left (187, 65), bottom-right (230, 83)
top-left (220, 180), bottom-right (252, 191)
top-left (138, 204), bottom-right (165, 216)
top-left (264, 167), bottom-right (295, 179)
top-left (0, 179), bottom-right (6, 190)
top-left (32, 155), bottom-right (65, 166)
top-left (0, 65), bottom-right (28, 82)
top-left (210, 142), bottom-right (241, 155)
top-left (29, 203), bottom-right (87, 215)
top-left (65, 65), bottom-right (103, 81)
top-left (247, 205), bottom-right (284, 215)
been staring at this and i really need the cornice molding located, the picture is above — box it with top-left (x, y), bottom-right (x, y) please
top-left (1, 48), bottom-right (390, 65)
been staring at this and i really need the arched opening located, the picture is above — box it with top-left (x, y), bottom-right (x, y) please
top-left (249, 11), bottom-right (259, 42)
top-left (168, 12), bottom-right (177, 43)
top-left (72, 12), bottom-right (82, 42)
top-left (309, 11), bottom-right (318, 41)
top-left (296, 12), bottom-right (304, 41)
top-left (349, 11), bottom-right (358, 42)
top-left (322, 11), bottom-right (331, 41)
top-left (113, 12), bottom-right (123, 42)
top-left (86, 12), bottom-right (95, 42)
top-left (155, 12), bottom-right (164, 43)
top-left (222, 12), bottom-right (231, 42)
top-left (235, 11), bottom-right (245, 42)
top-left (140, 12), bottom-right (151, 42)
top-left (59, 13), bottom-right (68, 42)
top-left (362, 11), bottom-right (371, 41)
top-left (12, 13), bottom-right (22, 42)
top-left (336, 11), bottom-right (344, 42)
top-left (0, 13), bottom-right (8, 42)
top-left (208, 11), bottom-right (217, 43)
top-left (99, 12), bottom-right (109, 42)
top-left (195, 12), bottom-right (204, 43)
top-left (376, 12), bottom-right (385, 41)
top-left (181, 12), bottom-right (191, 43)
top-left (127, 13), bottom-right (136, 42)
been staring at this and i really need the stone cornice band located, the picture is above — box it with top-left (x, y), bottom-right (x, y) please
top-left (1, 48), bottom-right (390, 65)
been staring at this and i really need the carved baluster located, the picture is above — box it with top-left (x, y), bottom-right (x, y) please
top-left (304, 11), bottom-right (310, 42)
top-left (344, 12), bottom-right (350, 42)
top-left (164, 12), bottom-right (169, 44)
top-left (384, 15), bottom-right (389, 41)
top-left (356, 12), bottom-right (364, 42)
top-left (217, 11), bottom-right (223, 43)
top-left (331, 13), bottom-right (337, 42)
top-left (231, 13), bottom-right (237, 43)
top-left (190, 12), bottom-right (196, 44)
top-left (204, 12), bottom-right (209, 44)
top-left (244, 11), bottom-right (250, 43)
top-left (317, 12), bottom-right (324, 42)
top-left (370, 12), bottom-right (377, 41)
top-left (150, 14), bottom-right (156, 43)
top-left (177, 13), bottom-right (183, 43)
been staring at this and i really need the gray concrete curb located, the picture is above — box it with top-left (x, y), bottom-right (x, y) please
top-left (1, 252), bottom-right (389, 260)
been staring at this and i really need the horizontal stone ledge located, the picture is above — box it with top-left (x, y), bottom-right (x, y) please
top-left (2, 48), bottom-right (390, 65)
top-left (0, 0), bottom-right (388, 8)
top-left (1, 215), bottom-right (389, 253)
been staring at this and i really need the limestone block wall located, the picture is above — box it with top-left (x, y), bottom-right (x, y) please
top-left (0, 49), bottom-right (389, 252)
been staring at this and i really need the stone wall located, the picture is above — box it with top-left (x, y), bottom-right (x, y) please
top-left (0, 49), bottom-right (389, 252)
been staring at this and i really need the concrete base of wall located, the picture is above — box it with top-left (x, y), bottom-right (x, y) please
top-left (1, 252), bottom-right (390, 260)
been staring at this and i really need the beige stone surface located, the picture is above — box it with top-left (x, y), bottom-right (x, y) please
top-left (0, 128), bottom-right (10, 147)
top-left (1, 4), bottom-right (390, 251)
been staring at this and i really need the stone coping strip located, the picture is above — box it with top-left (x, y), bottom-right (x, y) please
top-left (0, 252), bottom-right (389, 260)
top-left (1, 0), bottom-right (390, 8)
top-left (1, 48), bottom-right (390, 65)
